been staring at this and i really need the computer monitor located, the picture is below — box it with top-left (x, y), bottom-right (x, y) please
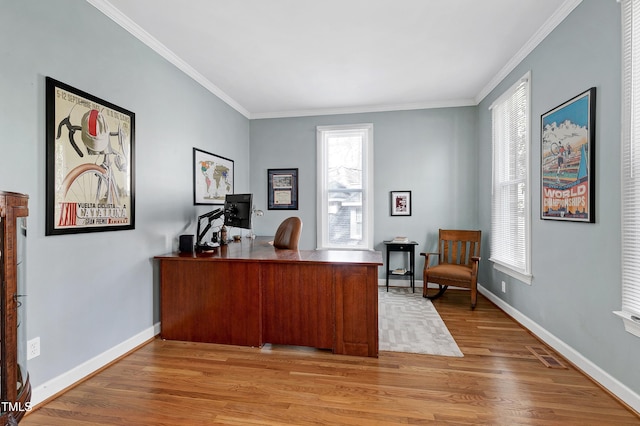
top-left (224, 193), bottom-right (253, 229)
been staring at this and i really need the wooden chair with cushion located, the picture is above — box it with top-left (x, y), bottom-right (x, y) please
top-left (420, 229), bottom-right (481, 309)
top-left (273, 217), bottom-right (302, 250)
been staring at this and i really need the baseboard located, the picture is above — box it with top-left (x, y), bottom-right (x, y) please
top-left (30, 322), bottom-right (161, 407)
top-left (478, 284), bottom-right (640, 414)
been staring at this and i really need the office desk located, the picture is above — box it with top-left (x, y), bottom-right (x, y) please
top-left (155, 238), bottom-right (382, 357)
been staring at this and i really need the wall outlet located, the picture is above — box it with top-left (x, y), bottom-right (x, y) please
top-left (27, 337), bottom-right (40, 360)
top-left (501, 281), bottom-right (506, 293)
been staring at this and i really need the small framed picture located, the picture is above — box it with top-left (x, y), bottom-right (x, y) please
top-left (268, 168), bottom-right (298, 210)
top-left (390, 191), bottom-right (411, 216)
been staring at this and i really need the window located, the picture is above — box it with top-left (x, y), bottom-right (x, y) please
top-left (489, 73), bottom-right (532, 283)
top-left (317, 124), bottom-right (373, 250)
top-left (618, 0), bottom-right (640, 337)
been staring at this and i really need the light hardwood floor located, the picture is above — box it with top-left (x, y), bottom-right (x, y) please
top-left (22, 289), bottom-right (640, 425)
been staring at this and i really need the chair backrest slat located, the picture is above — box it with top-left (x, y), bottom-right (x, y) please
top-left (438, 229), bottom-right (481, 267)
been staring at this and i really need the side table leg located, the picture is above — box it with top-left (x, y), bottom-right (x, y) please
top-left (386, 249), bottom-right (390, 291)
top-left (411, 249), bottom-right (415, 293)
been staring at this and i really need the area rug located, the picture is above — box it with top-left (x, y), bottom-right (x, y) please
top-left (378, 287), bottom-right (464, 357)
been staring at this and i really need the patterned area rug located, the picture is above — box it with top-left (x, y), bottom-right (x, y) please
top-left (379, 287), bottom-right (464, 357)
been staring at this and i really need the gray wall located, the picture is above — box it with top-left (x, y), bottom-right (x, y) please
top-left (250, 107), bottom-right (479, 264)
top-left (0, 0), bottom-right (250, 390)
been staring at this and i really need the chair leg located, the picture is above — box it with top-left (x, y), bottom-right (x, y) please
top-left (423, 283), bottom-right (448, 300)
top-left (470, 284), bottom-right (477, 310)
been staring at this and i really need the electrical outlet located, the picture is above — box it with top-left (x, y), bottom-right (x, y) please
top-left (501, 281), bottom-right (506, 293)
top-left (27, 337), bottom-right (40, 360)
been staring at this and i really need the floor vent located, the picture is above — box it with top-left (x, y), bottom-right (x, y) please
top-left (526, 345), bottom-right (568, 369)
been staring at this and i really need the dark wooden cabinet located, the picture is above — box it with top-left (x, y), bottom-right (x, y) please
top-left (0, 191), bottom-right (31, 425)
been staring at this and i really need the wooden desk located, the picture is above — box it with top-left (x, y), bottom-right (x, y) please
top-left (155, 239), bottom-right (382, 357)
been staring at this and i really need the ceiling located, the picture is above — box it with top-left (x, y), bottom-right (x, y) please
top-left (88, 0), bottom-right (580, 119)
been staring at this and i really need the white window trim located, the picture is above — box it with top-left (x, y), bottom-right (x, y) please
top-left (618, 0), bottom-right (640, 337)
top-left (613, 311), bottom-right (640, 338)
top-left (316, 123), bottom-right (374, 250)
top-left (488, 72), bottom-right (532, 284)
top-left (493, 261), bottom-right (533, 285)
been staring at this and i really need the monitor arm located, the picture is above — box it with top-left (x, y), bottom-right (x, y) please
top-left (196, 208), bottom-right (223, 248)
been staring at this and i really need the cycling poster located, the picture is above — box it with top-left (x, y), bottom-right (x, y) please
top-left (540, 88), bottom-right (595, 223)
top-left (45, 77), bottom-right (135, 235)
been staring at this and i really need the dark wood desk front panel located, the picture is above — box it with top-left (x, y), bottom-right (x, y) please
top-left (334, 264), bottom-right (379, 357)
top-left (261, 263), bottom-right (334, 350)
top-left (159, 259), bottom-right (262, 347)
top-left (156, 239), bottom-right (382, 357)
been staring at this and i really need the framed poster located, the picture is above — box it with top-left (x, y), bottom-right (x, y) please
top-left (193, 148), bottom-right (234, 205)
top-left (45, 77), bottom-right (135, 235)
top-left (390, 191), bottom-right (411, 216)
top-left (541, 88), bottom-right (596, 222)
top-left (268, 168), bottom-right (298, 210)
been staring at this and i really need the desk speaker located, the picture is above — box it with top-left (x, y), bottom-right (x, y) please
top-left (179, 234), bottom-right (194, 253)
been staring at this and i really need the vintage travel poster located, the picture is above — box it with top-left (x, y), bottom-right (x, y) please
top-left (540, 88), bottom-right (595, 222)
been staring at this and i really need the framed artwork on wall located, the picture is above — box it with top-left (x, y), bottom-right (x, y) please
top-left (268, 168), bottom-right (298, 210)
top-left (540, 87), bottom-right (596, 222)
top-left (390, 191), bottom-right (411, 216)
top-left (193, 148), bottom-right (234, 205)
top-left (45, 77), bottom-right (135, 235)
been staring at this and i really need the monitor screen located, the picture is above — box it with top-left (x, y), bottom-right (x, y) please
top-left (224, 193), bottom-right (253, 229)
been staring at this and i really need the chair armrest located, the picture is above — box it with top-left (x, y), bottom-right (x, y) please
top-left (420, 252), bottom-right (440, 269)
top-left (471, 256), bottom-right (480, 276)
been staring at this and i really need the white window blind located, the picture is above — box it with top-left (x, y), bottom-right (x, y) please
top-left (619, 0), bottom-right (640, 335)
top-left (490, 73), bottom-right (531, 281)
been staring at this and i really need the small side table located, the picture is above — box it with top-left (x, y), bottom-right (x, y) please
top-left (383, 240), bottom-right (418, 292)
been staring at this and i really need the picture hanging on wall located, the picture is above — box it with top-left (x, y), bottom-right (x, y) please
top-left (193, 148), bottom-right (234, 205)
top-left (268, 168), bottom-right (298, 210)
top-left (540, 87), bottom-right (596, 222)
top-left (390, 191), bottom-right (412, 216)
top-left (45, 77), bottom-right (135, 235)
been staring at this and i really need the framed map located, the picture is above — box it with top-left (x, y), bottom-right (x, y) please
top-left (193, 148), bottom-right (234, 205)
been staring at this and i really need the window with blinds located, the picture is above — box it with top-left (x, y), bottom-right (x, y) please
top-left (617, 0), bottom-right (640, 337)
top-left (489, 73), bottom-right (532, 284)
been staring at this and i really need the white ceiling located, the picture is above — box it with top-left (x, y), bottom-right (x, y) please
top-left (88, 0), bottom-right (581, 119)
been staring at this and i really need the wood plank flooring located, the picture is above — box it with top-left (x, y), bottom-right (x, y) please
top-left (22, 289), bottom-right (640, 425)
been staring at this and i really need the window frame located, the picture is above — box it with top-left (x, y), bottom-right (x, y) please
top-left (316, 123), bottom-right (374, 250)
top-left (616, 0), bottom-right (640, 338)
top-left (489, 72), bottom-right (532, 284)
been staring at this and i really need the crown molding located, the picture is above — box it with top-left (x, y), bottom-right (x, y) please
top-left (86, 0), bottom-right (251, 119)
top-left (475, 0), bottom-right (583, 104)
top-left (250, 98), bottom-right (477, 120)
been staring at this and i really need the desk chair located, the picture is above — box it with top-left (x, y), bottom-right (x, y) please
top-left (421, 229), bottom-right (481, 309)
top-left (273, 217), bottom-right (302, 250)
